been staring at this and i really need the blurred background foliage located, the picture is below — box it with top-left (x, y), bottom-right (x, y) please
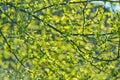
top-left (0, 0), bottom-right (120, 80)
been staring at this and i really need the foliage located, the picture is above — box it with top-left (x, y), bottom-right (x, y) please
top-left (0, 0), bottom-right (120, 80)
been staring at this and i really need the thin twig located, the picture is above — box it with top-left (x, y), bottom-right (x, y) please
top-left (70, 39), bottom-right (107, 73)
top-left (33, 0), bottom-right (120, 13)
top-left (0, 29), bottom-right (33, 73)
top-left (0, 29), bottom-right (25, 67)
top-left (92, 56), bottom-right (119, 62)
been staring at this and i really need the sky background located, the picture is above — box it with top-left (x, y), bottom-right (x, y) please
top-left (91, 1), bottom-right (120, 12)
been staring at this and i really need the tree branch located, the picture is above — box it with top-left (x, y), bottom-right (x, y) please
top-left (0, 28), bottom-right (33, 73)
top-left (33, 0), bottom-right (120, 13)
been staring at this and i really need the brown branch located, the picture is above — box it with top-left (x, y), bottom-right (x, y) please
top-left (70, 32), bottom-right (115, 36)
top-left (0, 23), bottom-right (33, 73)
top-left (89, 61), bottom-right (107, 73)
top-left (69, 0), bottom-right (120, 4)
top-left (0, 29), bottom-right (25, 67)
top-left (82, 1), bottom-right (88, 34)
top-left (1, 2), bottom-right (118, 37)
top-left (69, 39), bottom-right (107, 73)
top-left (1, 1), bottom-right (119, 73)
top-left (117, 22), bottom-right (120, 59)
top-left (34, 2), bottom-right (67, 13)
top-left (92, 23), bottom-right (120, 62)
top-left (33, 0), bottom-right (120, 13)
top-left (1, 2), bottom-right (63, 35)
top-left (92, 56), bottom-right (120, 62)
